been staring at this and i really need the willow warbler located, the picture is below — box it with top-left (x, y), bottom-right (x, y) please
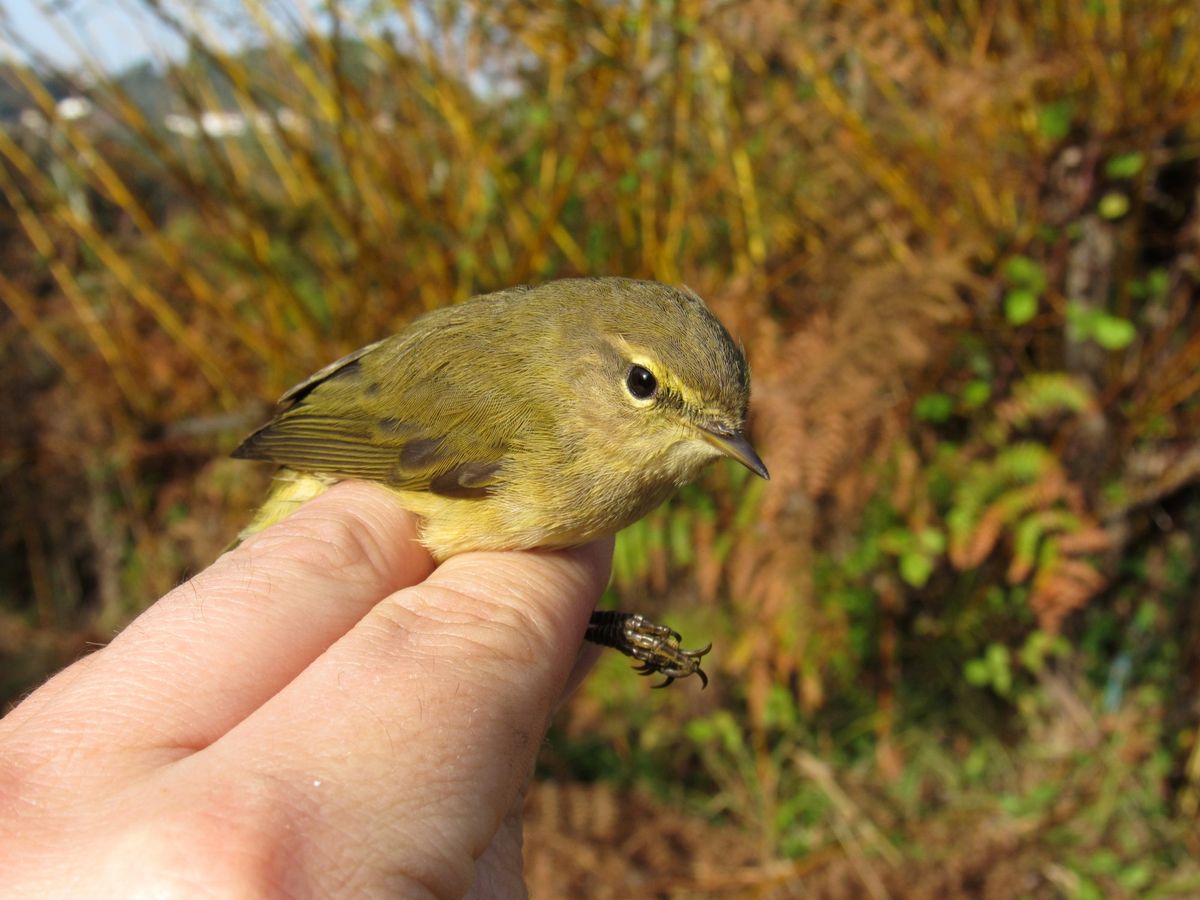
top-left (233, 277), bottom-right (767, 686)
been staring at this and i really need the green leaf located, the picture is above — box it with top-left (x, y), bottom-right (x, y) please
top-left (1133, 600), bottom-right (1158, 632)
top-left (1098, 191), bottom-right (1129, 219)
top-left (917, 527), bottom-right (946, 554)
top-left (964, 745), bottom-right (988, 780)
top-left (1004, 288), bottom-right (1038, 325)
top-left (1092, 313), bottom-right (1136, 349)
top-left (999, 792), bottom-right (1022, 815)
top-left (684, 717), bottom-right (717, 743)
top-left (900, 551), bottom-right (934, 588)
top-left (915, 392), bottom-right (954, 422)
top-left (1002, 254), bottom-right (1046, 292)
top-left (166, 501), bottom-right (189, 525)
top-left (685, 711), bottom-right (743, 752)
top-left (763, 684), bottom-right (798, 731)
top-left (1012, 515), bottom-right (1044, 574)
top-left (1088, 849), bottom-right (1120, 876)
top-left (1037, 100), bottom-right (1073, 139)
top-left (1117, 862), bottom-right (1153, 891)
top-left (964, 658), bottom-right (990, 686)
top-left (879, 527), bottom-right (914, 555)
top-left (669, 508), bottom-right (694, 566)
top-left (1146, 267), bottom-right (1169, 298)
top-left (961, 379), bottom-right (991, 410)
top-left (1018, 630), bottom-right (1063, 674)
top-left (1104, 151), bottom-right (1144, 179)
top-left (986, 643), bottom-right (1012, 696)
top-left (1065, 300), bottom-right (1096, 342)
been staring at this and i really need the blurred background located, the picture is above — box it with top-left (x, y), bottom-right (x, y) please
top-left (2, 0), bottom-right (1199, 895)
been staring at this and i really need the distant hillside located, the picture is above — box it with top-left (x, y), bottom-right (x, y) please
top-left (0, 37), bottom-right (393, 124)
top-left (0, 64), bottom-right (77, 120)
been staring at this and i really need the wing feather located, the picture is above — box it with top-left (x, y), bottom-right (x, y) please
top-left (232, 326), bottom-right (512, 497)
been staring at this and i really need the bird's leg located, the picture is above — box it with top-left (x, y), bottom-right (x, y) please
top-left (585, 610), bottom-right (711, 688)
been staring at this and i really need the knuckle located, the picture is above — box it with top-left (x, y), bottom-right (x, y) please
top-left (373, 579), bottom-right (547, 675)
top-left (120, 772), bottom-right (317, 894)
top-left (247, 509), bottom-right (391, 585)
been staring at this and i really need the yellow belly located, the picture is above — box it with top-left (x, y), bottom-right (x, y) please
top-left (240, 470), bottom-right (599, 562)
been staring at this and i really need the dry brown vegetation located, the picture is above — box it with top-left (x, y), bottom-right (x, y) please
top-left (3, 0), bottom-right (1200, 895)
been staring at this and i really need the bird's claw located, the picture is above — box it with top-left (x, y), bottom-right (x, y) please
top-left (620, 614), bottom-right (711, 688)
top-left (585, 610), bottom-right (711, 688)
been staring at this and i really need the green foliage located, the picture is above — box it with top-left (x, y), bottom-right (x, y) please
top-left (1104, 151), bottom-right (1145, 179)
top-left (964, 642), bottom-right (1013, 696)
top-left (1098, 191), bottom-right (1131, 220)
top-left (1003, 254), bottom-right (1046, 325)
top-left (1004, 287), bottom-right (1038, 325)
top-left (1003, 255), bottom-right (1047, 294)
top-left (1037, 99), bottom-right (1074, 140)
top-left (914, 392), bottom-right (954, 423)
top-left (880, 526), bottom-right (945, 588)
top-left (1067, 302), bottom-right (1138, 350)
top-left (1006, 373), bottom-right (1095, 423)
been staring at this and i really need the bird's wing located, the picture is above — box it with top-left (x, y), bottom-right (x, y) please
top-left (232, 332), bottom-right (511, 499)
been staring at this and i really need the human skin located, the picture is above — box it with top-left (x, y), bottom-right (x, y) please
top-left (0, 481), bottom-right (612, 898)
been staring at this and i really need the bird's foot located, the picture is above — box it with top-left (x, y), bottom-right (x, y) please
top-left (585, 610), bottom-right (711, 688)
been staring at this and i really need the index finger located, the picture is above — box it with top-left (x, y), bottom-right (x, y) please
top-left (4, 482), bottom-right (434, 755)
top-left (195, 538), bottom-right (614, 897)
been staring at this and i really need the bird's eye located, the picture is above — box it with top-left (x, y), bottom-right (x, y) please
top-left (626, 364), bottom-right (658, 400)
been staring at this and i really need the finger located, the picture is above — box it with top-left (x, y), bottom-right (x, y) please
top-left (466, 790), bottom-right (527, 899)
top-left (200, 538), bottom-right (613, 897)
top-left (561, 641), bottom-right (603, 706)
top-left (4, 483), bottom-right (433, 755)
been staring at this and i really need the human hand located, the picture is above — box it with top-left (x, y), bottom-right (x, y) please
top-left (0, 482), bottom-right (613, 897)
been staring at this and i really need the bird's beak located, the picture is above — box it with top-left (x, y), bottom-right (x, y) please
top-left (700, 425), bottom-right (770, 480)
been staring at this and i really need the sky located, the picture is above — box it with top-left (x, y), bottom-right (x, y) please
top-left (0, 0), bottom-right (188, 72)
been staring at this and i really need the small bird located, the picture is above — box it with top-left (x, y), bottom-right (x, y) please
top-left (233, 277), bottom-right (768, 686)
